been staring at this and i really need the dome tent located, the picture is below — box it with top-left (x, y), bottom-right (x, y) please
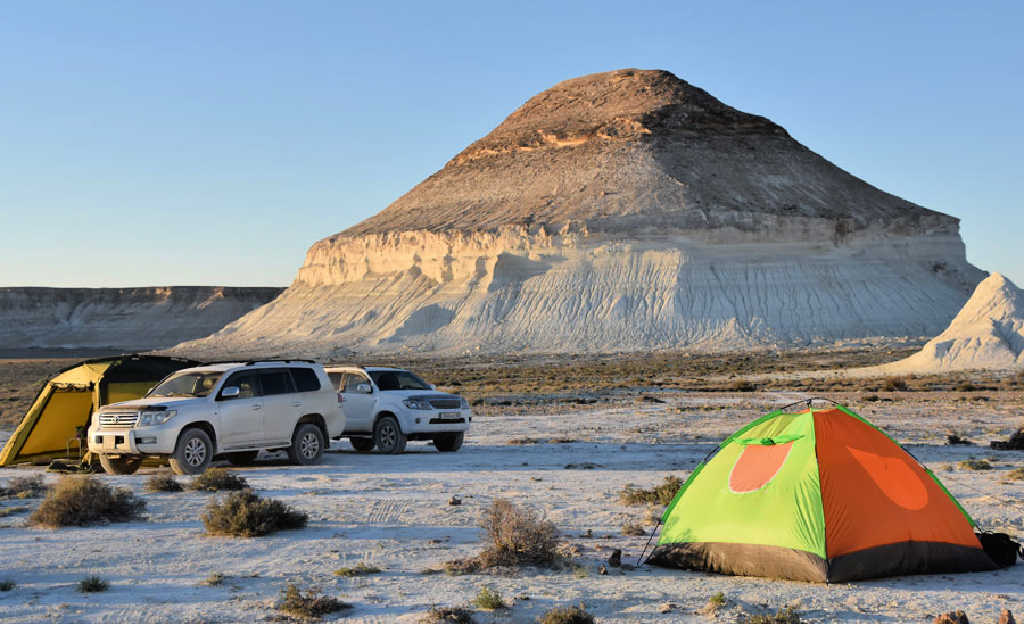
top-left (646, 402), bottom-right (1007, 582)
top-left (0, 354), bottom-right (198, 467)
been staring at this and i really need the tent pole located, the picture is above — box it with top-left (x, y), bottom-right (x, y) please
top-left (635, 519), bottom-right (661, 567)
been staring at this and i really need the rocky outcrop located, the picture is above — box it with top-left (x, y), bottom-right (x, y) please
top-left (880, 273), bottom-right (1024, 372)
top-left (0, 286), bottom-right (282, 352)
top-left (178, 69), bottom-right (983, 357)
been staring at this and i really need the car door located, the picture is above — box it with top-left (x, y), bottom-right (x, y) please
top-left (341, 372), bottom-right (376, 433)
top-left (215, 372), bottom-right (264, 449)
top-left (258, 369), bottom-right (298, 447)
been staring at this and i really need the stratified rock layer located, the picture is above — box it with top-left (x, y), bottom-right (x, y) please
top-left (881, 273), bottom-right (1024, 372)
top-left (178, 69), bottom-right (983, 357)
top-left (0, 286), bottom-right (282, 351)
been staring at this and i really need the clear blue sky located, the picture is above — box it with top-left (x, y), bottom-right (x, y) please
top-left (1, 1), bottom-right (1020, 287)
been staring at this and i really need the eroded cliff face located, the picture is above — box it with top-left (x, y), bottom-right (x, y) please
top-left (0, 286), bottom-right (282, 351)
top-left (176, 69), bottom-right (983, 357)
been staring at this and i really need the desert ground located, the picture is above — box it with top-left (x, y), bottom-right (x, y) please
top-left (0, 351), bottom-right (1022, 623)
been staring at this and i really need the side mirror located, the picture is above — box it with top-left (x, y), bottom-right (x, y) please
top-left (220, 386), bottom-right (240, 399)
top-left (429, 384), bottom-right (437, 391)
top-left (356, 383), bottom-right (372, 394)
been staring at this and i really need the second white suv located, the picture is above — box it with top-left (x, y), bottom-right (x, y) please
top-left (326, 366), bottom-right (471, 453)
top-left (89, 360), bottom-right (344, 475)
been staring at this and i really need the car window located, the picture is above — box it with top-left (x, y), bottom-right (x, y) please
top-left (344, 374), bottom-right (370, 393)
top-left (260, 370), bottom-right (295, 396)
top-left (369, 370), bottom-right (431, 391)
top-left (327, 372), bottom-right (343, 390)
top-left (222, 372), bottom-right (260, 398)
top-left (148, 372), bottom-right (223, 397)
top-left (290, 367), bottom-right (321, 392)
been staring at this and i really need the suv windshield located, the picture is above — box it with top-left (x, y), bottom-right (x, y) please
top-left (148, 372), bottom-right (224, 397)
top-left (369, 370), bottom-right (431, 391)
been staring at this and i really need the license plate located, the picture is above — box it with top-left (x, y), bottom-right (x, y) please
top-left (102, 436), bottom-right (117, 450)
top-left (439, 411), bottom-right (460, 418)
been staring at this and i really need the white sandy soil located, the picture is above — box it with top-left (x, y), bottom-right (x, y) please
top-left (0, 393), bottom-right (1022, 623)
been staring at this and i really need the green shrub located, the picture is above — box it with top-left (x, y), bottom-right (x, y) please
top-left (472, 585), bottom-right (505, 610)
top-left (619, 475), bottom-right (683, 506)
top-left (28, 476), bottom-right (144, 527)
top-left (958, 459), bottom-right (992, 471)
top-left (189, 468), bottom-right (248, 492)
top-left (702, 591), bottom-right (727, 614)
top-left (202, 572), bottom-right (224, 586)
top-left (538, 604), bottom-right (595, 624)
top-left (201, 489), bottom-right (307, 537)
top-left (1, 475), bottom-right (47, 498)
top-left (333, 562), bottom-right (381, 577)
top-left (77, 576), bottom-right (108, 593)
top-left (144, 471), bottom-right (182, 493)
top-left (277, 583), bottom-right (351, 618)
top-left (738, 607), bottom-right (801, 624)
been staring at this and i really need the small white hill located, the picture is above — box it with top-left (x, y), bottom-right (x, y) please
top-left (881, 273), bottom-right (1024, 373)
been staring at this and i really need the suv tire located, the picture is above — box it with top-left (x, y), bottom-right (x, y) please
top-left (433, 432), bottom-right (464, 452)
top-left (374, 415), bottom-right (406, 454)
top-left (349, 437), bottom-right (375, 452)
top-left (99, 455), bottom-right (142, 475)
top-left (288, 423), bottom-right (324, 465)
top-left (169, 428), bottom-right (214, 475)
top-left (225, 451), bottom-right (259, 466)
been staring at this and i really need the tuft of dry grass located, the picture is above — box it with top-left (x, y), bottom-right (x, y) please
top-left (538, 604), bottom-right (595, 624)
top-left (28, 476), bottom-right (144, 527)
top-left (202, 572), bottom-right (224, 586)
top-left (201, 489), bottom-right (306, 537)
top-left (958, 459), bottom-right (993, 471)
top-left (188, 468), bottom-right (248, 492)
top-left (144, 471), bottom-right (182, 493)
top-left (1005, 467), bottom-right (1024, 481)
top-left (333, 562), bottom-right (381, 577)
top-left (277, 583), bottom-right (352, 618)
top-left (77, 575), bottom-right (108, 593)
top-left (621, 521), bottom-right (647, 536)
top-left (1, 475), bottom-right (48, 499)
top-left (619, 476), bottom-right (683, 507)
top-left (700, 592), bottom-right (727, 615)
top-left (420, 606), bottom-right (476, 624)
top-left (882, 377), bottom-right (909, 392)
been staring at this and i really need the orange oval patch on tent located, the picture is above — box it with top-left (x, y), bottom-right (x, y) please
top-left (729, 441), bottom-right (794, 493)
top-left (847, 447), bottom-right (928, 510)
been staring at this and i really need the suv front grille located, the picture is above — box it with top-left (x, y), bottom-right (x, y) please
top-left (428, 399), bottom-right (461, 410)
top-left (98, 410), bottom-right (139, 428)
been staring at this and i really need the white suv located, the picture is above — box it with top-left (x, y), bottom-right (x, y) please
top-left (89, 360), bottom-right (344, 475)
top-left (325, 366), bottom-right (471, 453)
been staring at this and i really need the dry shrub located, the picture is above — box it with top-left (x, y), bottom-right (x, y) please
top-left (144, 471), bottom-right (182, 493)
top-left (731, 380), bottom-right (758, 392)
top-left (1005, 467), bottom-right (1024, 481)
top-left (621, 521), bottom-right (646, 536)
top-left (1, 475), bottom-right (47, 499)
top-left (277, 583), bottom-right (351, 618)
top-left (539, 604), bottom-right (595, 624)
top-left (882, 377), bottom-right (909, 392)
top-left (700, 591), bottom-right (727, 615)
top-left (420, 606), bottom-right (475, 624)
top-left (958, 459), bottom-right (992, 471)
top-left (201, 489), bottom-right (306, 537)
top-left (619, 476), bottom-right (683, 507)
top-left (28, 476), bottom-right (144, 527)
top-left (333, 562), bottom-right (381, 577)
top-left (738, 607), bottom-right (801, 624)
top-left (477, 499), bottom-right (559, 568)
top-left (189, 468), bottom-right (248, 492)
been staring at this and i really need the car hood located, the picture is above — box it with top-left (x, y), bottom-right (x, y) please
top-left (100, 396), bottom-right (207, 411)
top-left (381, 391), bottom-right (464, 401)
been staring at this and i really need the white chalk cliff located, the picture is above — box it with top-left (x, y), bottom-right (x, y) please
top-left (879, 273), bottom-right (1024, 372)
top-left (178, 69), bottom-right (984, 357)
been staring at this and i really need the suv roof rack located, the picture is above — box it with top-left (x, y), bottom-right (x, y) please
top-left (197, 359), bottom-right (317, 367)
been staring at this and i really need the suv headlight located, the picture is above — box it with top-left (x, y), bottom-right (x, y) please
top-left (137, 409), bottom-right (177, 427)
top-left (403, 398), bottom-right (432, 410)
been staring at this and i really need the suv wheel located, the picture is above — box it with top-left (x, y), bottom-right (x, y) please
top-left (433, 432), bottom-right (464, 453)
top-left (169, 428), bottom-right (214, 475)
top-left (373, 415), bottom-right (406, 454)
top-left (288, 423), bottom-right (324, 465)
top-left (225, 451), bottom-right (259, 466)
top-left (99, 455), bottom-right (142, 475)
top-left (349, 437), bottom-right (375, 452)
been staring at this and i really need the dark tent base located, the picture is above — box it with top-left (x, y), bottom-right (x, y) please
top-left (647, 541), bottom-right (1000, 583)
